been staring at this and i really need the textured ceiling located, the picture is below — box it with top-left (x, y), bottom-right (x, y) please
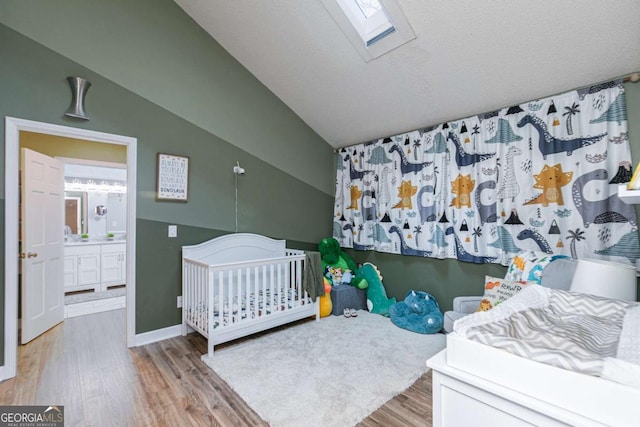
top-left (175, 0), bottom-right (640, 148)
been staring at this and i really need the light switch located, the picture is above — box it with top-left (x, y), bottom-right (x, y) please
top-left (168, 225), bottom-right (177, 238)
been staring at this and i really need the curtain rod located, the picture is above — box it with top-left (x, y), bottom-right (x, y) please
top-left (333, 71), bottom-right (640, 153)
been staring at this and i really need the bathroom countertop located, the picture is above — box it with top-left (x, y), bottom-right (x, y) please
top-left (65, 239), bottom-right (126, 246)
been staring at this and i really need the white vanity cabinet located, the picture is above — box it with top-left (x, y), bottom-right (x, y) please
top-left (101, 243), bottom-right (126, 288)
top-left (64, 241), bottom-right (126, 293)
top-left (64, 244), bottom-right (102, 292)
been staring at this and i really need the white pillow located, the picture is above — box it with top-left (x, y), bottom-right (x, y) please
top-left (477, 275), bottom-right (534, 312)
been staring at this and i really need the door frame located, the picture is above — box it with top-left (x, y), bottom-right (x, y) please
top-left (2, 117), bottom-right (137, 381)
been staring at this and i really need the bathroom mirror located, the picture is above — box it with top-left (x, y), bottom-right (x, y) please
top-left (63, 162), bottom-right (127, 238)
top-left (65, 191), bottom-right (88, 234)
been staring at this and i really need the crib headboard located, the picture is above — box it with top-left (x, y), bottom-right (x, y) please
top-left (182, 233), bottom-right (287, 265)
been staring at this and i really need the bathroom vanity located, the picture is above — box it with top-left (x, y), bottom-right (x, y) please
top-left (63, 240), bottom-right (126, 293)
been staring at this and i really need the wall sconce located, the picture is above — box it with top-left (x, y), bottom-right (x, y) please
top-left (233, 161), bottom-right (246, 175)
top-left (65, 76), bottom-right (91, 120)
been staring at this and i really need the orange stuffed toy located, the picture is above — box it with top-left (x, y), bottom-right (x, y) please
top-left (319, 277), bottom-right (333, 317)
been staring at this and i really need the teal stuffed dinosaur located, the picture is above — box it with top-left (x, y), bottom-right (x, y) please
top-left (389, 290), bottom-right (443, 334)
top-left (318, 237), bottom-right (368, 289)
top-left (359, 262), bottom-right (396, 316)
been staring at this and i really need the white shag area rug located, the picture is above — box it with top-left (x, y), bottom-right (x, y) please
top-left (204, 310), bottom-right (446, 427)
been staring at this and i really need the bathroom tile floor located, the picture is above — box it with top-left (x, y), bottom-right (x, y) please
top-left (64, 295), bottom-right (126, 318)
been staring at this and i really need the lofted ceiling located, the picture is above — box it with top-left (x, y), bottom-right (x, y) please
top-left (175, 0), bottom-right (640, 148)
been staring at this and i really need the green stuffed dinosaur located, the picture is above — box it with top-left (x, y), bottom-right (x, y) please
top-left (318, 237), bottom-right (368, 289)
top-left (359, 262), bottom-right (396, 316)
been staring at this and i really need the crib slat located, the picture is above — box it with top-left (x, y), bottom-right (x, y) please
top-left (218, 270), bottom-right (224, 333)
top-left (262, 265), bottom-right (267, 319)
top-left (289, 259), bottom-right (295, 306)
top-left (253, 266), bottom-right (259, 319)
top-left (270, 264), bottom-right (275, 313)
top-left (183, 262), bottom-right (188, 329)
top-left (297, 258), bottom-right (303, 304)
top-left (199, 266), bottom-right (204, 333)
top-left (227, 270), bottom-right (233, 326)
top-left (276, 263), bottom-right (280, 311)
top-left (195, 264), bottom-right (199, 331)
top-left (236, 268), bottom-right (242, 323)
top-left (283, 259), bottom-right (288, 308)
top-left (197, 266), bottom-right (200, 330)
top-left (193, 263), bottom-right (198, 331)
top-left (204, 267), bottom-right (209, 338)
top-left (201, 265), bottom-right (205, 332)
top-left (295, 258), bottom-right (300, 306)
top-left (186, 263), bottom-right (191, 325)
top-left (190, 263), bottom-right (194, 328)
top-left (183, 262), bottom-right (188, 325)
top-left (200, 264), bottom-right (203, 326)
top-left (245, 266), bottom-right (250, 321)
top-left (292, 258), bottom-right (297, 306)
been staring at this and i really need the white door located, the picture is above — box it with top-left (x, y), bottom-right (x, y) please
top-left (20, 148), bottom-right (65, 344)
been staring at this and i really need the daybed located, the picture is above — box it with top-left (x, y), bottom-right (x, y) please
top-left (182, 233), bottom-right (319, 359)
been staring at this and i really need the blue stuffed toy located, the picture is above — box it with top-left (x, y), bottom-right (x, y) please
top-left (389, 290), bottom-right (443, 334)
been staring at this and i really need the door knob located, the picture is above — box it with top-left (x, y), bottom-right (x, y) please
top-left (27, 252), bottom-right (38, 258)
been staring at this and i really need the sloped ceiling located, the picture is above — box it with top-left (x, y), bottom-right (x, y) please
top-left (175, 0), bottom-right (640, 148)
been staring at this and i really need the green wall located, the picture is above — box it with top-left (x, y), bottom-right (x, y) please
top-left (347, 249), bottom-right (508, 310)
top-left (0, 0), bottom-right (334, 195)
top-left (0, 23), bottom-right (334, 366)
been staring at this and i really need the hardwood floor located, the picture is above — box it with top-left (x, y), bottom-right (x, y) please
top-left (0, 309), bottom-right (434, 426)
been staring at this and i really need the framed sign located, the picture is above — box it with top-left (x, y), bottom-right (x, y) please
top-left (157, 153), bottom-right (189, 201)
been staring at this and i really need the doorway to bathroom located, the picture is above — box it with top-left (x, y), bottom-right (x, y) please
top-left (20, 133), bottom-right (130, 322)
top-left (61, 159), bottom-right (128, 318)
top-left (2, 117), bottom-right (137, 381)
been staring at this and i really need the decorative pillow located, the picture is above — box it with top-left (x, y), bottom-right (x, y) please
top-left (476, 275), bottom-right (533, 311)
top-left (504, 251), bottom-right (569, 284)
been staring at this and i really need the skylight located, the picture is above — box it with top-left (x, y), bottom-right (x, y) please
top-left (354, 0), bottom-right (380, 18)
top-left (320, 0), bottom-right (416, 62)
top-left (336, 0), bottom-right (395, 46)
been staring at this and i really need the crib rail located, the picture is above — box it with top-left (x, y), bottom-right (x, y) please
top-left (182, 258), bottom-right (211, 337)
top-left (182, 253), bottom-right (308, 340)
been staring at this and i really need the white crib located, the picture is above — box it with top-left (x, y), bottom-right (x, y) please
top-left (182, 233), bottom-right (319, 359)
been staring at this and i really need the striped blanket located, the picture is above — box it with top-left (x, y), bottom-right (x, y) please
top-left (454, 286), bottom-right (640, 388)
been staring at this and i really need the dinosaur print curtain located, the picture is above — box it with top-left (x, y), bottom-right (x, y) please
top-left (333, 80), bottom-right (640, 266)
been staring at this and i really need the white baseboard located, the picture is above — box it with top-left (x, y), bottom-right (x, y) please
top-left (0, 364), bottom-right (15, 383)
top-left (134, 324), bottom-right (182, 347)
